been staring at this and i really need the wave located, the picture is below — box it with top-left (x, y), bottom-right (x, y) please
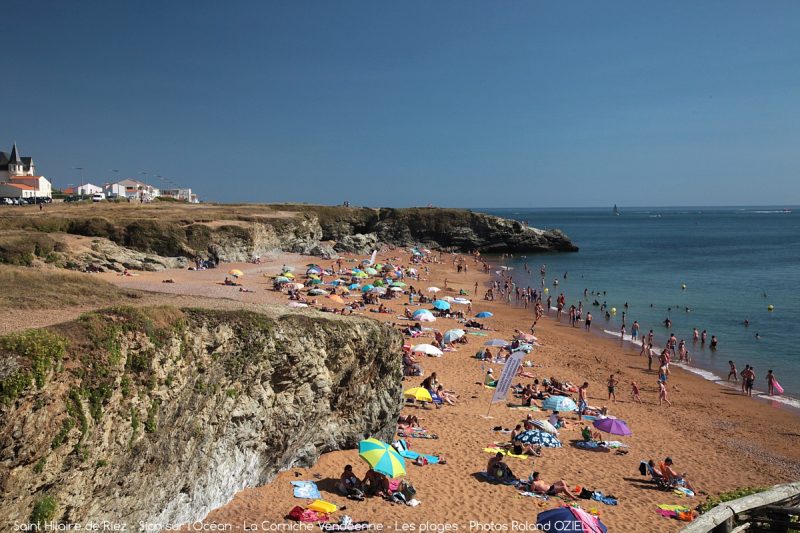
top-left (750, 210), bottom-right (792, 214)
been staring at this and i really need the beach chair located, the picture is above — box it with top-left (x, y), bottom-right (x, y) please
top-left (640, 461), bottom-right (672, 490)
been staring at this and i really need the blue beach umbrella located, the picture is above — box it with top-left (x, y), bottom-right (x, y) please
top-left (476, 311), bottom-right (493, 318)
top-left (542, 396), bottom-right (578, 412)
top-left (412, 309), bottom-right (434, 318)
top-left (361, 284), bottom-right (375, 292)
top-left (432, 300), bottom-right (451, 311)
top-left (274, 276), bottom-right (290, 284)
top-left (443, 329), bottom-right (465, 344)
top-left (348, 283), bottom-right (360, 290)
top-left (513, 430), bottom-right (562, 448)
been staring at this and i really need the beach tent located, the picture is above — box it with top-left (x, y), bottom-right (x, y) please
top-left (537, 507), bottom-right (607, 533)
top-left (514, 430), bottom-right (562, 448)
top-left (542, 396), bottom-right (578, 412)
top-left (359, 438), bottom-right (406, 478)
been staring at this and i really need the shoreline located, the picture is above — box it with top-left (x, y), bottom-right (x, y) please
top-left (64, 251), bottom-right (800, 531)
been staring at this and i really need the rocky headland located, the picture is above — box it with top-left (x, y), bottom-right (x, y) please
top-left (0, 306), bottom-right (403, 528)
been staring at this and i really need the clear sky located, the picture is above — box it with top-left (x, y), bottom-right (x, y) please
top-left (2, 1), bottom-right (799, 207)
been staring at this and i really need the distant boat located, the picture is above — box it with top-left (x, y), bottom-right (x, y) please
top-left (613, 204), bottom-right (620, 216)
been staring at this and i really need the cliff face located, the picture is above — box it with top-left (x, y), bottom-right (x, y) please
top-left (0, 306), bottom-right (403, 529)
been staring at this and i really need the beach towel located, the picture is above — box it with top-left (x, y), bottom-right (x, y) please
top-left (394, 439), bottom-right (440, 464)
top-left (483, 447), bottom-right (529, 459)
top-left (291, 481), bottom-right (322, 500)
top-left (591, 491), bottom-right (618, 506)
top-left (518, 491), bottom-right (549, 500)
top-left (477, 471), bottom-right (518, 485)
top-left (673, 487), bottom-right (695, 497)
top-left (468, 332), bottom-right (489, 336)
top-left (507, 405), bottom-right (540, 411)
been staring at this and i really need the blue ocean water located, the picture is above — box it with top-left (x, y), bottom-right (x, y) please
top-left (480, 207), bottom-right (800, 402)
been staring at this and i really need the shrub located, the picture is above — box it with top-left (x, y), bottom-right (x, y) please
top-left (699, 487), bottom-right (767, 513)
top-left (29, 496), bottom-right (57, 528)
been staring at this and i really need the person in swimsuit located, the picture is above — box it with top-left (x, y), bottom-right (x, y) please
top-left (631, 381), bottom-right (642, 403)
top-left (530, 472), bottom-right (579, 500)
top-left (744, 367), bottom-right (756, 397)
top-left (658, 380), bottom-right (672, 407)
top-left (607, 374), bottom-right (618, 403)
top-left (766, 370), bottom-right (776, 395)
top-left (727, 361), bottom-right (738, 382)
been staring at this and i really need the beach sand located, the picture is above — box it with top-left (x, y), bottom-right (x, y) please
top-left (44, 252), bottom-right (800, 532)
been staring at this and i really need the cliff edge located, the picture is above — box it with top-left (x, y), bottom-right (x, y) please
top-left (0, 306), bottom-right (403, 528)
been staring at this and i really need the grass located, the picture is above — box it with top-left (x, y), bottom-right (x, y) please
top-left (29, 496), bottom-right (58, 527)
top-left (0, 266), bottom-right (134, 310)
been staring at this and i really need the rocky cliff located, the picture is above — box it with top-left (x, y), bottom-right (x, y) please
top-left (0, 204), bottom-right (576, 271)
top-left (0, 306), bottom-right (403, 529)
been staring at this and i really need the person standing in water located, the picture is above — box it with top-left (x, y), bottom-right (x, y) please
top-left (766, 370), bottom-right (776, 395)
top-left (701, 330), bottom-right (707, 344)
top-left (743, 367), bottom-right (756, 397)
top-left (631, 321), bottom-right (640, 341)
top-left (585, 312), bottom-right (592, 331)
top-left (727, 361), bottom-right (738, 382)
top-left (693, 328), bottom-right (699, 342)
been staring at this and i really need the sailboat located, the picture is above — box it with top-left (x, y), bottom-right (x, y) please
top-left (613, 204), bottom-right (620, 216)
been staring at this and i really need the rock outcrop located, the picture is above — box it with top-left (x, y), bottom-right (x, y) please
top-left (0, 306), bottom-right (403, 529)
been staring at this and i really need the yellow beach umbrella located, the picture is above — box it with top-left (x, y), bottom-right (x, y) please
top-left (228, 269), bottom-right (244, 278)
top-left (403, 387), bottom-right (432, 403)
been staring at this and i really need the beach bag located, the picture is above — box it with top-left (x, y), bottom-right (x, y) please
top-left (638, 462), bottom-right (648, 476)
top-left (288, 506), bottom-right (305, 521)
top-left (401, 481), bottom-right (417, 500)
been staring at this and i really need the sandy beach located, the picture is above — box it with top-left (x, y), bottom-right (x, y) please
top-left (72, 251), bottom-right (800, 532)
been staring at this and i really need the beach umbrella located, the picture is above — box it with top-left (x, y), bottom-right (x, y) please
top-left (476, 311), bottom-right (493, 318)
top-left (306, 267), bottom-right (322, 275)
top-left (308, 289), bottom-right (328, 296)
top-left (412, 309), bottom-right (434, 318)
top-left (432, 300), bottom-right (451, 311)
top-left (417, 314), bottom-right (436, 322)
top-left (361, 284), bottom-right (375, 292)
top-left (306, 263), bottom-right (320, 268)
top-left (289, 283), bottom-right (305, 290)
top-left (274, 276), bottom-right (290, 284)
top-left (542, 396), bottom-right (578, 412)
top-left (515, 332), bottom-right (537, 343)
top-left (443, 329), bottom-right (465, 344)
top-left (427, 287), bottom-right (441, 293)
top-left (369, 287), bottom-right (387, 295)
top-left (373, 279), bottom-right (385, 287)
top-left (411, 344), bottom-right (443, 356)
top-left (391, 281), bottom-right (406, 287)
top-left (358, 438), bottom-right (406, 479)
top-left (308, 274), bottom-right (320, 280)
top-left (354, 271), bottom-right (369, 278)
top-left (537, 507), bottom-right (607, 533)
top-left (287, 302), bottom-right (308, 308)
top-left (310, 278), bottom-right (323, 285)
top-left (403, 387), bottom-right (433, 403)
top-left (327, 295), bottom-right (345, 303)
top-left (441, 296), bottom-right (455, 302)
top-left (531, 419), bottom-right (558, 435)
top-left (365, 267), bottom-right (378, 276)
top-left (453, 298), bottom-right (471, 305)
top-left (389, 286), bottom-right (403, 292)
top-left (484, 339), bottom-right (509, 347)
top-left (282, 272), bottom-right (296, 279)
top-left (348, 283), bottom-right (360, 290)
top-left (593, 418), bottom-right (632, 437)
top-left (514, 430), bottom-right (562, 448)
top-left (228, 269), bottom-right (244, 278)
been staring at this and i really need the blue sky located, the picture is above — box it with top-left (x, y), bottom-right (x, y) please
top-left (2, 1), bottom-right (799, 207)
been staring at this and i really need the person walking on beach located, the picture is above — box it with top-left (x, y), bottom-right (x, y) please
top-left (743, 366), bottom-right (756, 397)
top-left (766, 369), bottom-right (776, 395)
top-left (631, 321), bottom-right (640, 341)
top-left (577, 382), bottom-right (589, 418)
top-left (658, 380), bottom-right (672, 407)
top-left (607, 374), bottom-right (618, 403)
top-left (585, 312), bottom-right (592, 331)
top-left (647, 345), bottom-right (654, 371)
top-left (727, 361), bottom-right (738, 382)
top-left (631, 381), bottom-right (642, 404)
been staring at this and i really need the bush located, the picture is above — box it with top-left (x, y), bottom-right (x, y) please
top-left (0, 329), bottom-right (69, 389)
top-left (29, 496), bottom-right (58, 528)
top-left (699, 487), bottom-right (767, 513)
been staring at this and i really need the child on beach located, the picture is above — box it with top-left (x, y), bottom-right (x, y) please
top-left (727, 361), bottom-right (738, 382)
top-left (607, 374), bottom-right (618, 403)
top-left (631, 381), bottom-right (642, 403)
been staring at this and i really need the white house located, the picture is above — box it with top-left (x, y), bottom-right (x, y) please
top-left (0, 143), bottom-right (52, 198)
top-left (64, 183), bottom-right (103, 196)
top-left (103, 182), bottom-right (126, 198)
top-left (115, 178), bottom-right (160, 201)
top-left (0, 182), bottom-right (36, 199)
top-left (160, 188), bottom-right (194, 202)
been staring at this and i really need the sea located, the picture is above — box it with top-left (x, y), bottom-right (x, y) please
top-left (479, 206), bottom-right (800, 407)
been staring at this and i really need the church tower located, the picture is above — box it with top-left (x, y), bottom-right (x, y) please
top-left (8, 143), bottom-right (22, 176)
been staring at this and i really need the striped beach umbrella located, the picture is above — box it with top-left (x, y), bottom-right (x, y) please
top-left (514, 430), bottom-right (562, 448)
top-left (542, 395), bottom-right (578, 412)
top-left (358, 438), bottom-right (406, 478)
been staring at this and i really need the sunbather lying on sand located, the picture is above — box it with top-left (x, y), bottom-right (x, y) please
top-left (530, 472), bottom-right (579, 500)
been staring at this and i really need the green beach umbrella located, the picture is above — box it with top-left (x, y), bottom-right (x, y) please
top-left (358, 438), bottom-right (406, 478)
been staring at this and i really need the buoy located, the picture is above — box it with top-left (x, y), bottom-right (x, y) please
top-left (611, 307), bottom-right (617, 315)
top-left (544, 288), bottom-right (549, 294)
top-left (681, 284), bottom-right (687, 290)
top-left (768, 305), bottom-right (774, 311)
